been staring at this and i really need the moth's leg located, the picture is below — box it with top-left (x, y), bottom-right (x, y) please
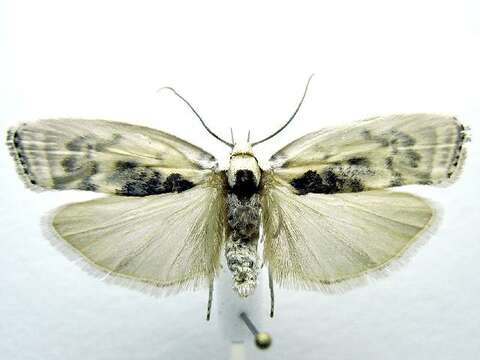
top-left (268, 265), bottom-right (275, 318)
top-left (206, 277), bottom-right (214, 321)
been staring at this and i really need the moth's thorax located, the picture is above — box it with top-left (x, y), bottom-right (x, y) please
top-left (227, 141), bottom-right (261, 190)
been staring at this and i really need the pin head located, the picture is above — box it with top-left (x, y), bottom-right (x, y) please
top-left (255, 332), bottom-right (272, 349)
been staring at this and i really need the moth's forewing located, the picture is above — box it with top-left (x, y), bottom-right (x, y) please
top-left (7, 119), bottom-right (217, 195)
top-left (270, 114), bottom-right (468, 193)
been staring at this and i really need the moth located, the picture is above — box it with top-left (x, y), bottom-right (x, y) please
top-left (7, 79), bottom-right (469, 320)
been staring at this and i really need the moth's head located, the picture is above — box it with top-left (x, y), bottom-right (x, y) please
top-left (228, 140), bottom-right (260, 190)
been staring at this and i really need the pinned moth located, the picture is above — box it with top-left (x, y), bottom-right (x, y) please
top-left (7, 78), bottom-right (470, 320)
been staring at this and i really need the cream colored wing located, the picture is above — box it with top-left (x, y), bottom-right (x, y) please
top-left (7, 119), bottom-right (217, 194)
top-left (270, 114), bottom-right (469, 194)
top-left (261, 176), bottom-right (435, 291)
top-left (50, 176), bottom-right (226, 293)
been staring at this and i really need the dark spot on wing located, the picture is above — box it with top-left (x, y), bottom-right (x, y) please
top-left (61, 156), bottom-right (79, 173)
top-left (163, 173), bottom-right (195, 193)
top-left (389, 129), bottom-right (416, 147)
top-left (417, 172), bottom-right (432, 185)
top-left (13, 132), bottom-right (28, 170)
top-left (113, 161), bottom-right (195, 196)
top-left (385, 156), bottom-right (393, 170)
top-left (362, 129), bottom-right (389, 146)
top-left (389, 171), bottom-right (404, 187)
top-left (66, 133), bottom-right (121, 153)
top-left (349, 178), bottom-right (364, 192)
top-left (11, 130), bottom-right (37, 185)
top-left (404, 149), bottom-right (421, 168)
top-left (360, 129), bottom-right (372, 140)
top-left (347, 157), bottom-right (370, 166)
top-left (79, 179), bottom-right (98, 191)
top-left (117, 169), bottom-right (163, 196)
top-left (53, 182), bottom-right (66, 190)
top-left (52, 160), bottom-right (99, 191)
top-left (13, 131), bottom-right (22, 148)
top-left (65, 137), bottom-right (84, 151)
top-left (290, 168), bottom-right (367, 195)
top-left (447, 123), bottom-right (468, 179)
top-left (269, 153), bottom-right (282, 162)
top-left (290, 170), bottom-right (325, 195)
top-left (459, 123), bottom-right (467, 142)
top-left (94, 133), bottom-right (121, 151)
top-left (399, 132), bottom-right (416, 147)
top-left (90, 162), bottom-right (99, 175)
top-left (322, 169), bottom-right (343, 192)
top-left (203, 153), bottom-right (216, 163)
top-left (115, 160), bottom-right (138, 172)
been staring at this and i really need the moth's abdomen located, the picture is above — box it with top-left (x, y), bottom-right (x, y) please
top-left (225, 192), bottom-right (261, 297)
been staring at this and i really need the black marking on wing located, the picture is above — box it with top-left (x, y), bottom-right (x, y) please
top-left (362, 127), bottom-right (430, 186)
top-left (346, 157), bottom-right (370, 166)
top-left (61, 156), bottom-right (79, 173)
top-left (78, 162), bottom-right (99, 191)
top-left (447, 122), bottom-right (467, 179)
top-left (290, 169), bottom-right (365, 195)
top-left (65, 134), bottom-right (122, 152)
top-left (289, 126), bottom-right (436, 195)
top-left (163, 173), bottom-right (196, 193)
top-left (112, 160), bottom-right (194, 196)
top-left (11, 130), bottom-right (37, 185)
top-left (290, 155), bottom-right (374, 195)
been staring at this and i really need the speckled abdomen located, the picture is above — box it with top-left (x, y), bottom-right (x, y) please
top-left (225, 193), bottom-right (261, 297)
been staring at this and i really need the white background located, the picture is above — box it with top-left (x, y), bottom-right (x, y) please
top-left (1, 1), bottom-right (479, 359)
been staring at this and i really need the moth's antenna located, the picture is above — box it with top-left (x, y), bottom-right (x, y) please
top-left (247, 129), bottom-right (251, 142)
top-left (158, 86), bottom-right (234, 148)
top-left (252, 74), bottom-right (314, 146)
top-left (230, 127), bottom-right (235, 145)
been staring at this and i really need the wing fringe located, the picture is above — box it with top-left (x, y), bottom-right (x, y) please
top-left (6, 127), bottom-right (44, 192)
top-left (439, 122), bottom-right (470, 186)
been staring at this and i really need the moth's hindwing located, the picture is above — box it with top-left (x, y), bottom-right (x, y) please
top-left (50, 173), bottom-right (227, 293)
top-left (7, 119), bottom-right (218, 195)
top-left (269, 114), bottom-right (469, 194)
top-left (261, 174), bottom-right (435, 292)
